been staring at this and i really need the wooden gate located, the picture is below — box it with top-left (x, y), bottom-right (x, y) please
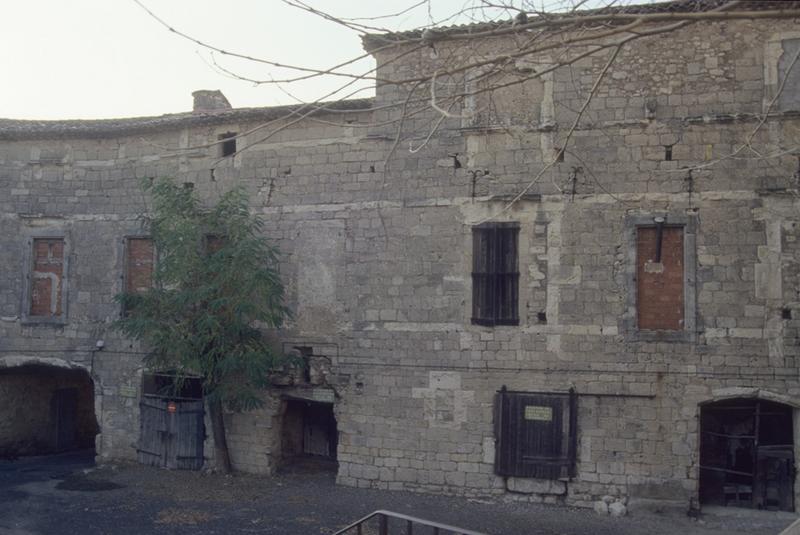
top-left (138, 397), bottom-right (205, 470)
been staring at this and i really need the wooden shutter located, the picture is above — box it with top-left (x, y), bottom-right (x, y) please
top-left (472, 228), bottom-right (493, 323)
top-left (495, 389), bottom-right (577, 479)
top-left (472, 223), bottom-right (519, 326)
top-left (496, 226), bottom-right (519, 324)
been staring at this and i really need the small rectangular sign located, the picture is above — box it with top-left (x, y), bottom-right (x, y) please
top-left (524, 405), bottom-right (552, 421)
top-left (312, 389), bottom-right (335, 403)
top-left (119, 385), bottom-right (137, 398)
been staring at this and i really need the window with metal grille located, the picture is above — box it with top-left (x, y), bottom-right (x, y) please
top-left (472, 223), bottom-right (519, 326)
top-left (494, 388), bottom-right (577, 480)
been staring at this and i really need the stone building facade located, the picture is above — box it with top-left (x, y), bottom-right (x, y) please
top-left (1, 2), bottom-right (800, 513)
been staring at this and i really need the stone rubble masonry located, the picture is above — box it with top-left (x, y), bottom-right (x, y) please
top-left (0, 16), bottom-right (799, 512)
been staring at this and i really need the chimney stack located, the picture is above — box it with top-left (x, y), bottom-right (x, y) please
top-left (192, 90), bottom-right (232, 114)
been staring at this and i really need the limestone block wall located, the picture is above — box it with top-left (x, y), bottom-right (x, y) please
top-left (0, 14), bottom-right (799, 510)
top-left (372, 19), bottom-right (794, 128)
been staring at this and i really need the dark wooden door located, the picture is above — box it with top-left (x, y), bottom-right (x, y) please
top-left (51, 388), bottom-right (78, 452)
top-left (138, 398), bottom-right (205, 470)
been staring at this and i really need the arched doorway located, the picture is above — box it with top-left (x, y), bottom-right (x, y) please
top-left (0, 361), bottom-right (98, 458)
top-left (699, 398), bottom-right (794, 511)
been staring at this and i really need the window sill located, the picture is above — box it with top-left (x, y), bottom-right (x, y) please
top-left (20, 317), bottom-right (68, 327)
top-left (471, 318), bottom-right (520, 327)
top-left (628, 329), bottom-right (695, 343)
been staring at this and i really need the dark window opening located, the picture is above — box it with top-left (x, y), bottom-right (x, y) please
top-left (219, 132), bottom-right (237, 157)
top-left (665, 146), bottom-right (673, 161)
top-left (472, 223), bottom-right (520, 326)
top-left (782, 308), bottom-right (792, 320)
top-left (142, 372), bottom-right (203, 400)
top-left (699, 398), bottom-right (794, 512)
top-left (495, 388), bottom-right (577, 480)
top-left (636, 225), bottom-right (684, 330)
top-left (280, 399), bottom-right (338, 472)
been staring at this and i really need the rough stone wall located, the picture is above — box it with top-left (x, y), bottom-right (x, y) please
top-left (0, 16), bottom-right (799, 508)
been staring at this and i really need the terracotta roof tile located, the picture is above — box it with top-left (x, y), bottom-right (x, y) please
top-left (362, 0), bottom-right (800, 51)
top-left (0, 98), bottom-right (373, 140)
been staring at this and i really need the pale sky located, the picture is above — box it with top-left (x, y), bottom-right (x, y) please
top-left (1, 0), bottom-right (645, 121)
top-left (0, 0), bottom-right (469, 120)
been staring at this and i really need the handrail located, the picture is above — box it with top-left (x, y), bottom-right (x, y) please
top-left (331, 509), bottom-right (489, 535)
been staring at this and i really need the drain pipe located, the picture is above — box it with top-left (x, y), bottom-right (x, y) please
top-left (90, 339), bottom-right (104, 377)
top-left (653, 216), bottom-right (665, 263)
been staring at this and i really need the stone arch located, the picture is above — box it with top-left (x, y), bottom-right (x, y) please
top-left (700, 387), bottom-right (800, 410)
top-left (0, 355), bottom-right (100, 458)
top-left (0, 355), bottom-right (92, 374)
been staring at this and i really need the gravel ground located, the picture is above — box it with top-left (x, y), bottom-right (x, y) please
top-left (0, 451), bottom-right (795, 535)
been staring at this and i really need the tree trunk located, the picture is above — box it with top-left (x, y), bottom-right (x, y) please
top-left (208, 397), bottom-right (232, 473)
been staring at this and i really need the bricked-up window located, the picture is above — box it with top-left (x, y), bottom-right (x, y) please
top-left (125, 238), bottom-right (155, 294)
top-left (205, 234), bottom-right (226, 254)
top-left (495, 389), bottom-right (577, 480)
top-left (777, 39), bottom-right (800, 111)
top-left (637, 226), bottom-right (684, 330)
top-left (472, 223), bottom-right (519, 326)
top-left (30, 238), bottom-right (65, 318)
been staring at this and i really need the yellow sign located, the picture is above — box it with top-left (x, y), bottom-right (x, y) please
top-left (524, 405), bottom-right (552, 421)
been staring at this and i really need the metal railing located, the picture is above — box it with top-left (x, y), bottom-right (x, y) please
top-left (331, 510), bottom-right (489, 535)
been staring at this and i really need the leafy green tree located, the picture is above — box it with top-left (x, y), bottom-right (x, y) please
top-left (115, 178), bottom-right (290, 473)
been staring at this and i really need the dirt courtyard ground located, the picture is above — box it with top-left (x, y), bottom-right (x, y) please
top-left (0, 451), bottom-right (795, 535)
